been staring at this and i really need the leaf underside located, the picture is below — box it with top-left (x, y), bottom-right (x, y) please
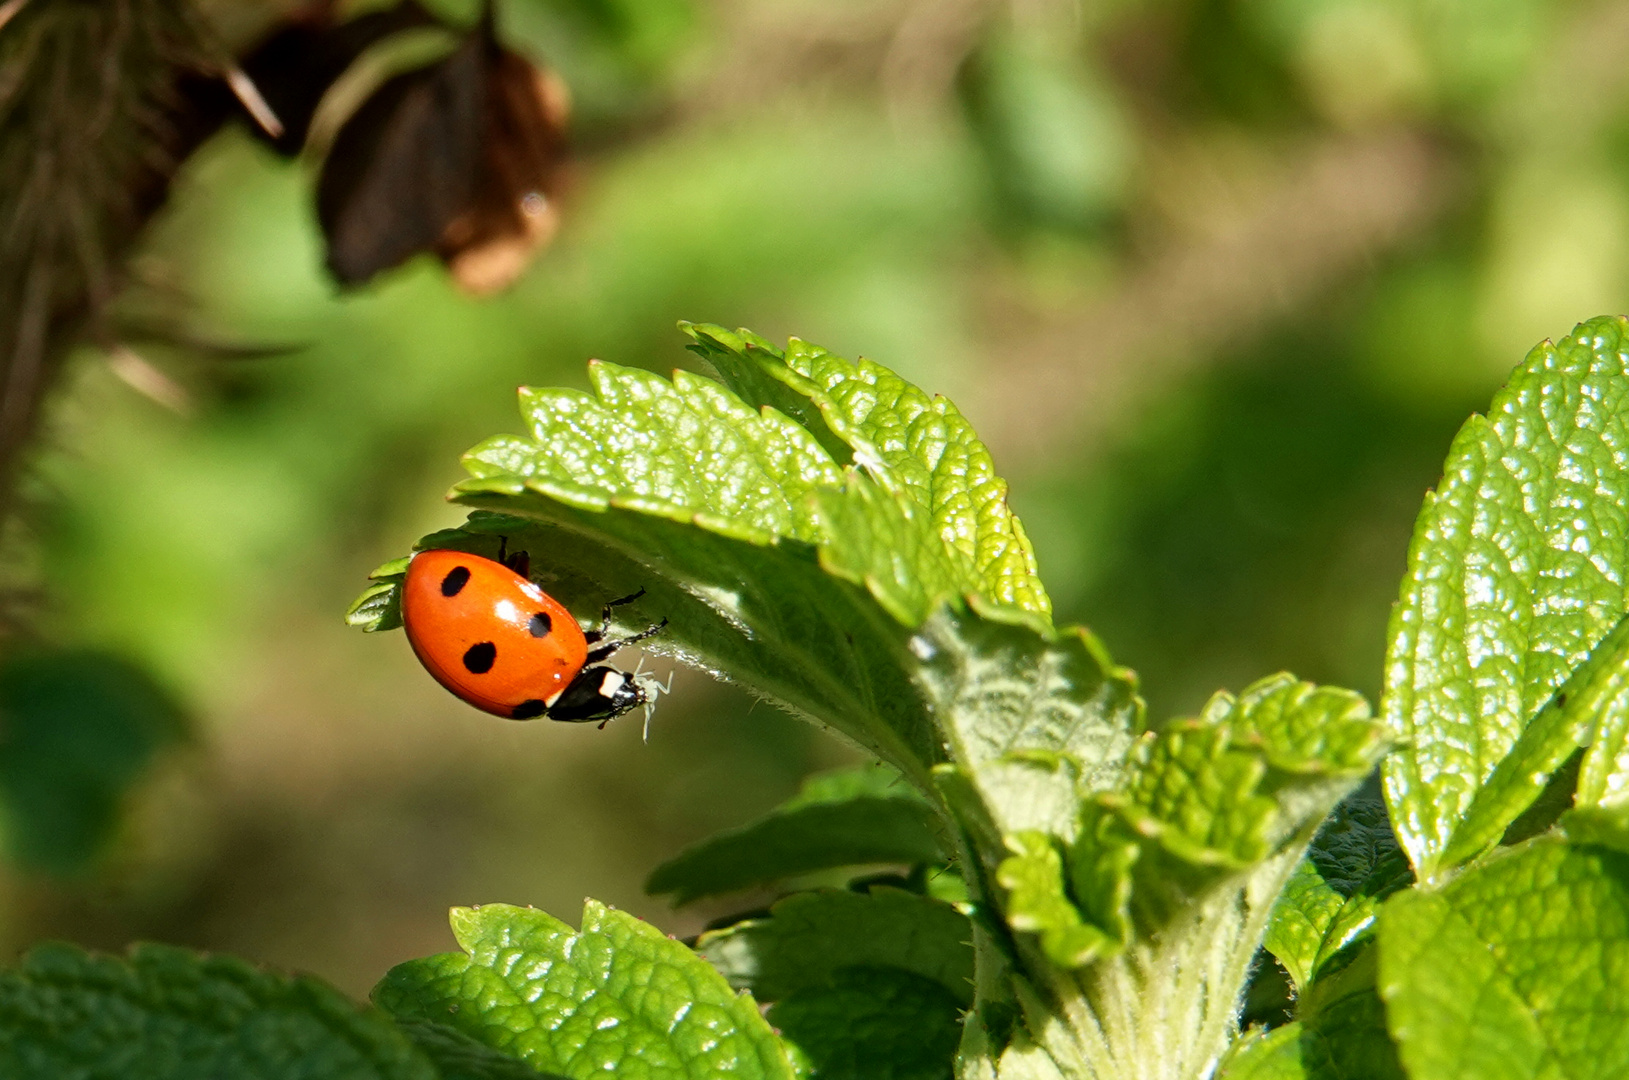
top-left (647, 765), bottom-right (945, 904)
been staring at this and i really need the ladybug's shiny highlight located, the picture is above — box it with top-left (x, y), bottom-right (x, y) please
top-left (401, 548), bottom-right (665, 723)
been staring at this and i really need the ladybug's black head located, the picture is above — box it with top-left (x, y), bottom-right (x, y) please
top-left (541, 665), bottom-right (646, 724)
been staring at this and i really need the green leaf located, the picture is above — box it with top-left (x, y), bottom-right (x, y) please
top-left (646, 765), bottom-right (944, 904)
top-left (0, 941), bottom-right (435, 1080)
top-left (1443, 612), bottom-right (1629, 865)
top-left (1218, 1025), bottom-right (1305, 1080)
top-left (347, 580), bottom-right (402, 632)
top-left (995, 830), bottom-right (1117, 968)
top-left (1382, 316), bottom-right (1629, 882)
top-left (1561, 800), bottom-right (1629, 853)
top-left (681, 324), bottom-right (852, 467)
top-left (1297, 944), bottom-right (1406, 1080)
top-left (1264, 785), bottom-right (1411, 991)
top-left (1377, 837), bottom-right (1629, 1080)
top-left (765, 967), bottom-right (963, 1080)
top-left (683, 324), bottom-right (1049, 618)
top-left (696, 886), bottom-right (973, 1006)
top-left (997, 676), bottom-right (1384, 1080)
top-left (1070, 675), bottom-right (1383, 938)
top-left (395, 1020), bottom-right (567, 1080)
top-left (464, 361), bottom-right (841, 543)
top-left (1577, 620), bottom-right (1629, 810)
top-left (912, 603), bottom-right (1140, 856)
top-left (0, 648), bottom-right (187, 873)
top-left (374, 901), bottom-right (795, 1080)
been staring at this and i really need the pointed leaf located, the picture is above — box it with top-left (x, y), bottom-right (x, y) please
top-left (696, 886), bottom-right (973, 1006)
top-left (683, 324), bottom-right (1050, 617)
top-left (374, 902), bottom-right (795, 1080)
top-left (1378, 837), bottom-right (1629, 1080)
top-left (0, 941), bottom-right (435, 1080)
top-left (1383, 316), bottom-right (1629, 881)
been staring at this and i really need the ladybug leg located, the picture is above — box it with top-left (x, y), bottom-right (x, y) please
top-left (582, 588), bottom-right (647, 645)
top-left (585, 617), bottom-right (668, 663)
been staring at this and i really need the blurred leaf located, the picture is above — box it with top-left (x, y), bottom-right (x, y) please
top-left (696, 885), bottom-right (973, 1006)
top-left (765, 966), bottom-right (962, 1080)
top-left (1264, 783), bottom-right (1411, 990)
top-left (1382, 316), bottom-right (1629, 883)
top-left (374, 901), bottom-right (795, 1080)
top-left (961, 20), bottom-right (1131, 229)
top-left (394, 1020), bottom-right (562, 1080)
top-left (1218, 1025), bottom-right (1305, 1080)
top-left (0, 648), bottom-right (187, 874)
top-left (646, 765), bottom-right (944, 904)
top-left (1377, 837), bottom-right (1629, 1080)
top-left (0, 941), bottom-right (435, 1080)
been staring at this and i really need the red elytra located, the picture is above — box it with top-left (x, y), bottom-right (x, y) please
top-left (400, 548), bottom-right (663, 723)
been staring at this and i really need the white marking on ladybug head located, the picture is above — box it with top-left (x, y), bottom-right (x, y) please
top-left (599, 670), bottom-right (626, 697)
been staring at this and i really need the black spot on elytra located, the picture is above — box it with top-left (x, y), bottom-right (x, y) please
top-left (511, 699), bottom-right (547, 719)
top-left (463, 641), bottom-right (497, 674)
top-left (529, 612), bottom-right (552, 637)
top-left (441, 566), bottom-right (471, 597)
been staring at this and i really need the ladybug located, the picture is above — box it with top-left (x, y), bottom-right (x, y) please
top-left (401, 542), bottom-right (666, 724)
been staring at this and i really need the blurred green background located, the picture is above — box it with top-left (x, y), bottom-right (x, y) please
top-left (4, 0), bottom-right (1624, 995)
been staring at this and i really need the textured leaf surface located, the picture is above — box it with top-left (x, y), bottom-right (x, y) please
top-left (684, 324), bottom-right (1049, 617)
top-left (1264, 786), bottom-right (1411, 990)
top-left (1383, 316), bottom-right (1629, 880)
top-left (1218, 1025), bottom-right (1304, 1080)
top-left (1378, 838), bottom-right (1629, 1080)
top-left (1444, 613), bottom-right (1629, 865)
top-left (766, 966), bottom-right (962, 1080)
top-left (0, 941), bottom-right (434, 1080)
top-left (465, 361), bottom-right (840, 544)
top-left (697, 886), bottom-right (973, 1005)
top-left (350, 329), bottom-right (1115, 794)
top-left (1298, 945), bottom-right (1406, 1080)
top-left (1068, 675), bottom-right (1383, 942)
top-left (375, 902), bottom-right (794, 1080)
top-left (646, 765), bottom-right (943, 904)
top-left (996, 830), bottom-right (1117, 968)
top-left (0, 649), bottom-right (187, 873)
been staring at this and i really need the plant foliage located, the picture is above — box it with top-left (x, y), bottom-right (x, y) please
top-left (14, 317), bottom-right (1629, 1077)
